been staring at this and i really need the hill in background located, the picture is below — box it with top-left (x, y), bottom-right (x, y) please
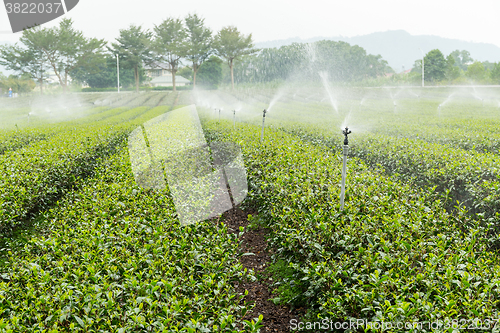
top-left (256, 30), bottom-right (500, 73)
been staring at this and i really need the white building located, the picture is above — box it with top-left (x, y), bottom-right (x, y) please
top-left (145, 62), bottom-right (191, 87)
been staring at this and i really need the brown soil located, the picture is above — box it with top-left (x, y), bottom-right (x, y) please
top-left (222, 207), bottom-right (304, 332)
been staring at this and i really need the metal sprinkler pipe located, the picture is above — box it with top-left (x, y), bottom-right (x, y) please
top-left (260, 109), bottom-right (267, 142)
top-left (233, 110), bottom-right (236, 129)
top-left (340, 127), bottom-right (351, 210)
top-left (219, 109), bottom-right (221, 122)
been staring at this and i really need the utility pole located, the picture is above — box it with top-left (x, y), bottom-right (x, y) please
top-left (117, 54), bottom-right (120, 93)
top-left (419, 48), bottom-right (425, 87)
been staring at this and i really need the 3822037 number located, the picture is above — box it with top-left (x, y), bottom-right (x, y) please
top-left (5, 2), bottom-right (63, 14)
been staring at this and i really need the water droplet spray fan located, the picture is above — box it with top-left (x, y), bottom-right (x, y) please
top-left (340, 127), bottom-right (351, 210)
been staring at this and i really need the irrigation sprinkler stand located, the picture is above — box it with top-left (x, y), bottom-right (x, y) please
top-left (219, 109), bottom-right (221, 122)
top-left (233, 110), bottom-right (236, 129)
top-left (340, 127), bottom-right (351, 210)
top-left (261, 109), bottom-right (267, 142)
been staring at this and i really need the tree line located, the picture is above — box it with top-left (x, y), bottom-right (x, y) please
top-left (13, 15), bottom-right (495, 93)
top-left (410, 49), bottom-right (500, 84)
top-left (231, 40), bottom-right (392, 84)
top-left (0, 15), bottom-right (256, 94)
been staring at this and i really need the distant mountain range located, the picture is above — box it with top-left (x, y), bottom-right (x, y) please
top-left (255, 30), bottom-right (500, 73)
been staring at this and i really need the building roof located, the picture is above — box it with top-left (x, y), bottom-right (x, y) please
top-left (144, 62), bottom-right (171, 70)
top-left (150, 74), bottom-right (191, 84)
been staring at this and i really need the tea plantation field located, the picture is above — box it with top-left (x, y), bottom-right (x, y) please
top-left (1, 87), bottom-right (500, 332)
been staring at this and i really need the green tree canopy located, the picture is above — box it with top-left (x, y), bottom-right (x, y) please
top-left (0, 73), bottom-right (36, 94)
top-left (449, 50), bottom-right (473, 71)
top-left (214, 26), bottom-right (257, 89)
top-left (184, 14), bottom-right (212, 87)
top-left (153, 18), bottom-right (188, 92)
top-left (21, 19), bottom-right (106, 93)
top-left (491, 62), bottom-right (500, 84)
top-left (177, 66), bottom-right (193, 81)
top-left (0, 33), bottom-right (47, 94)
top-left (424, 49), bottom-right (446, 82)
top-left (197, 56), bottom-right (223, 89)
top-left (111, 25), bottom-right (153, 93)
top-left (71, 54), bottom-right (138, 88)
top-left (466, 61), bottom-right (486, 83)
top-left (445, 54), bottom-right (461, 82)
top-left (233, 40), bottom-right (391, 84)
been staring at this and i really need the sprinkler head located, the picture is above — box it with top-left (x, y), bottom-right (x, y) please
top-left (342, 127), bottom-right (352, 145)
top-left (263, 109), bottom-right (267, 118)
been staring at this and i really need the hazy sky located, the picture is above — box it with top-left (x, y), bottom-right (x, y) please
top-left (1, 0), bottom-right (500, 47)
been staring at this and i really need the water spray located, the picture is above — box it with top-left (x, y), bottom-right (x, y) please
top-left (260, 109), bottom-right (267, 142)
top-left (340, 127), bottom-right (351, 210)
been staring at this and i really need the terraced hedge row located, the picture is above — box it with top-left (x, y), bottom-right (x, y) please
top-left (0, 106), bottom-right (173, 233)
top-left (0, 145), bottom-right (260, 332)
top-left (202, 117), bottom-right (500, 329)
top-left (279, 126), bottom-right (500, 246)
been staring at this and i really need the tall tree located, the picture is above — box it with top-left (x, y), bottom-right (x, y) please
top-left (71, 54), bottom-right (138, 88)
top-left (466, 61), bottom-right (486, 83)
top-left (111, 25), bottom-right (152, 93)
top-left (0, 38), bottom-right (47, 94)
top-left (153, 18), bottom-right (188, 92)
top-left (21, 19), bottom-right (106, 94)
top-left (449, 50), bottom-right (473, 71)
top-left (184, 14), bottom-right (212, 87)
top-left (424, 49), bottom-right (446, 82)
top-left (213, 26), bottom-right (257, 90)
top-left (445, 54), bottom-right (461, 82)
top-left (491, 62), bottom-right (500, 84)
top-left (197, 55), bottom-right (223, 89)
